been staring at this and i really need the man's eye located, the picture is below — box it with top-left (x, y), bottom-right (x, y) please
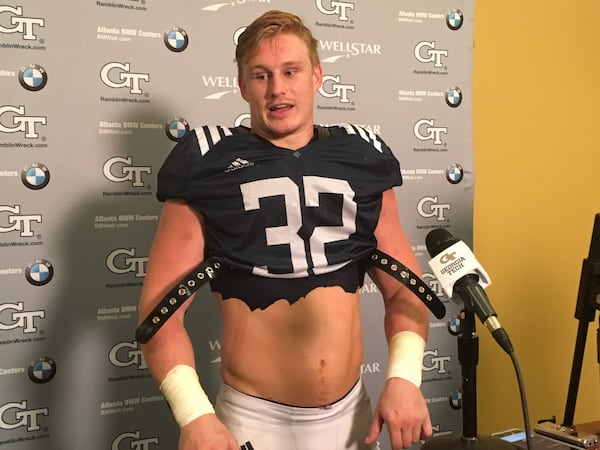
top-left (254, 73), bottom-right (268, 80)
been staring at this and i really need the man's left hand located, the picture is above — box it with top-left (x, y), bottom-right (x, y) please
top-left (364, 377), bottom-right (433, 449)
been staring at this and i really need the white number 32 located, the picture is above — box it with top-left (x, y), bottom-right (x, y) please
top-left (240, 176), bottom-right (357, 277)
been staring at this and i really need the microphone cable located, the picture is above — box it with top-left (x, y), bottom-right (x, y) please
top-left (482, 308), bottom-right (532, 449)
top-left (506, 344), bottom-right (533, 450)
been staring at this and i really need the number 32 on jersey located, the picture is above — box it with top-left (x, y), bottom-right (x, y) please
top-left (240, 175), bottom-right (357, 277)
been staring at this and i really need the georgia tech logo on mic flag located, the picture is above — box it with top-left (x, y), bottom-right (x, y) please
top-left (427, 240), bottom-right (491, 298)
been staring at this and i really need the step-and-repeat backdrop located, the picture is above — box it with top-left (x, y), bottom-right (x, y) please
top-left (0, 1), bottom-right (474, 449)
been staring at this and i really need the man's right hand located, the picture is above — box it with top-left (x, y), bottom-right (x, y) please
top-left (178, 414), bottom-right (239, 450)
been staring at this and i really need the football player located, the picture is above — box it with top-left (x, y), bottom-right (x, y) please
top-left (138, 10), bottom-right (432, 450)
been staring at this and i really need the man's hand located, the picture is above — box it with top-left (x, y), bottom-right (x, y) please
top-left (364, 377), bottom-right (433, 449)
top-left (178, 414), bottom-right (239, 450)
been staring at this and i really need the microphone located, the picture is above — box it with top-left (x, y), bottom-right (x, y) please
top-left (426, 228), bottom-right (513, 354)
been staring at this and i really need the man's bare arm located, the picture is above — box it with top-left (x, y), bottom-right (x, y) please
top-left (365, 189), bottom-right (432, 449)
top-left (138, 199), bottom-right (205, 381)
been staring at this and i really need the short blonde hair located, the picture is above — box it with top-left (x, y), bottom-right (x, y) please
top-left (235, 10), bottom-right (320, 77)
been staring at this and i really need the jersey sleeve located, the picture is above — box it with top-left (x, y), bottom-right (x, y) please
top-left (157, 125), bottom-right (240, 203)
top-left (333, 123), bottom-right (403, 189)
top-left (156, 130), bottom-right (200, 203)
top-left (377, 133), bottom-right (403, 188)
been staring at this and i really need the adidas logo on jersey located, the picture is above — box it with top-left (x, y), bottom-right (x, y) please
top-left (225, 157), bottom-right (254, 173)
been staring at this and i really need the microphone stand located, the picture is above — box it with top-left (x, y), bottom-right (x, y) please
top-left (562, 320), bottom-right (592, 427)
top-left (562, 213), bottom-right (600, 427)
top-left (561, 257), bottom-right (600, 427)
top-left (421, 307), bottom-right (514, 450)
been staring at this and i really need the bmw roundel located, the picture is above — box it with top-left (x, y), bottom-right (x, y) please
top-left (447, 317), bottom-right (461, 336)
top-left (21, 163), bottom-right (50, 190)
top-left (446, 163), bottom-right (464, 184)
top-left (28, 356), bottom-right (57, 384)
top-left (19, 64), bottom-right (48, 91)
top-left (445, 87), bottom-right (462, 108)
top-left (164, 27), bottom-right (189, 52)
top-left (450, 390), bottom-right (462, 409)
top-left (25, 259), bottom-right (54, 286)
top-left (165, 117), bottom-right (190, 142)
top-left (446, 9), bottom-right (464, 31)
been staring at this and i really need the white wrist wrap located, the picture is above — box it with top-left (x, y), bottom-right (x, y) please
top-left (386, 331), bottom-right (426, 387)
top-left (159, 364), bottom-right (214, 428)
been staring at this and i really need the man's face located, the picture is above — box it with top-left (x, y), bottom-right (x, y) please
top-left (238, 33), bottom-right (323, 149)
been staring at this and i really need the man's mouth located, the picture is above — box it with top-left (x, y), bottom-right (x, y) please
top-left (269, 103), bottom-right (293, 112)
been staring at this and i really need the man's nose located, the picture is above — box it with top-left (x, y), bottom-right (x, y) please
top-left (269, 73), bottom-right (285, 96)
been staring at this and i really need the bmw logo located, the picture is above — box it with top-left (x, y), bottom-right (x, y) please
top-left (450, 390), bottom-right (462, 410)
top-left (28, 357), bottom-right (57, 384)
top-left (445, 87), bottom-right (462, 108)
top-left (164, 27), bottom-right (189, 52)
top-left (446, 9), bottom-right (464, 31)
top-left (447, 317), bottom-right (461, 336)
top-left (446, 163), bottom-right (464, 184)
top-left (25, 259), bottom-right (54, 286)
top-left (165, 117), bottom-right (190, 142)
top-left (21, 163), bottom-right (50, 190)
top-left (18, 64), bottom-right (48, 91)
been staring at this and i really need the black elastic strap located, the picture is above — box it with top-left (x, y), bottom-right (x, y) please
top-left (367, 250), bottom-right (446, 319)
top-left (135, 251), bottom-right (446, 344)
top-left (135, 258), bottom-right (221, 344)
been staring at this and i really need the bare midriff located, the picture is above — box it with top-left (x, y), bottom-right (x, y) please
top-left (217, 285), bottom-right (364, 407)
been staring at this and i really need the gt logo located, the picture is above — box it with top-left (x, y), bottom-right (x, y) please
top-left (0, 6), bottom-right (44, 40)
top-left (0, 401), bottom-right (48, 431)
top-left (112, 431), bottom-right (159, 450)
top-left (233, 26), bottom-right (245, 46)
top-left (423, 349), bottom-right (451, 374)
top-left (103, 156), bottom-right (151, 187)
top-left (440, 251), bottom-right (457, 264)
top-left (0, 205), bottom-right (42, 237)
top-left (0, 302), bottom-right (45, 333)
top-left (315, 0), bottom-right (355, 21)
top-left (414, 41), bottom-right (449, 68)
top-left (413, 119), bottom-right (447, 145)
top-left (319, 75), bottom-right (355, 103)
top-left (423, 273), bottom-right (444, 298)
top-left (100, 62), bottom-right (149, 95)
top-left (0, 105), bottom-right (47, 139)
top-left (109, 341), bottom-right (147, 369)
top-left (417, 196), bottom-right (451, 221)
top-left (234, 113), bottom-right (251, 127)
top-left (106, 248), bottom-right (148, 278)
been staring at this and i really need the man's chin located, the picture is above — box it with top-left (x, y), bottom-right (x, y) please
top-left (262, 121), bottom-right (299, 138)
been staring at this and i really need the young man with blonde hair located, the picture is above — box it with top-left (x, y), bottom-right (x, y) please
top-left (138, 10), bottom-right (433, 450)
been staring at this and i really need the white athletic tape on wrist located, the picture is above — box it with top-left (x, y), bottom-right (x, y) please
top-left (386, 331), bottom-right (425, 387)
top-left (159, 364), bottom-right (214, 427)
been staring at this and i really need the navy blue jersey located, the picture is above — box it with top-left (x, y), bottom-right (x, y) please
top-left (157, 124), bottom-right (403, 308)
